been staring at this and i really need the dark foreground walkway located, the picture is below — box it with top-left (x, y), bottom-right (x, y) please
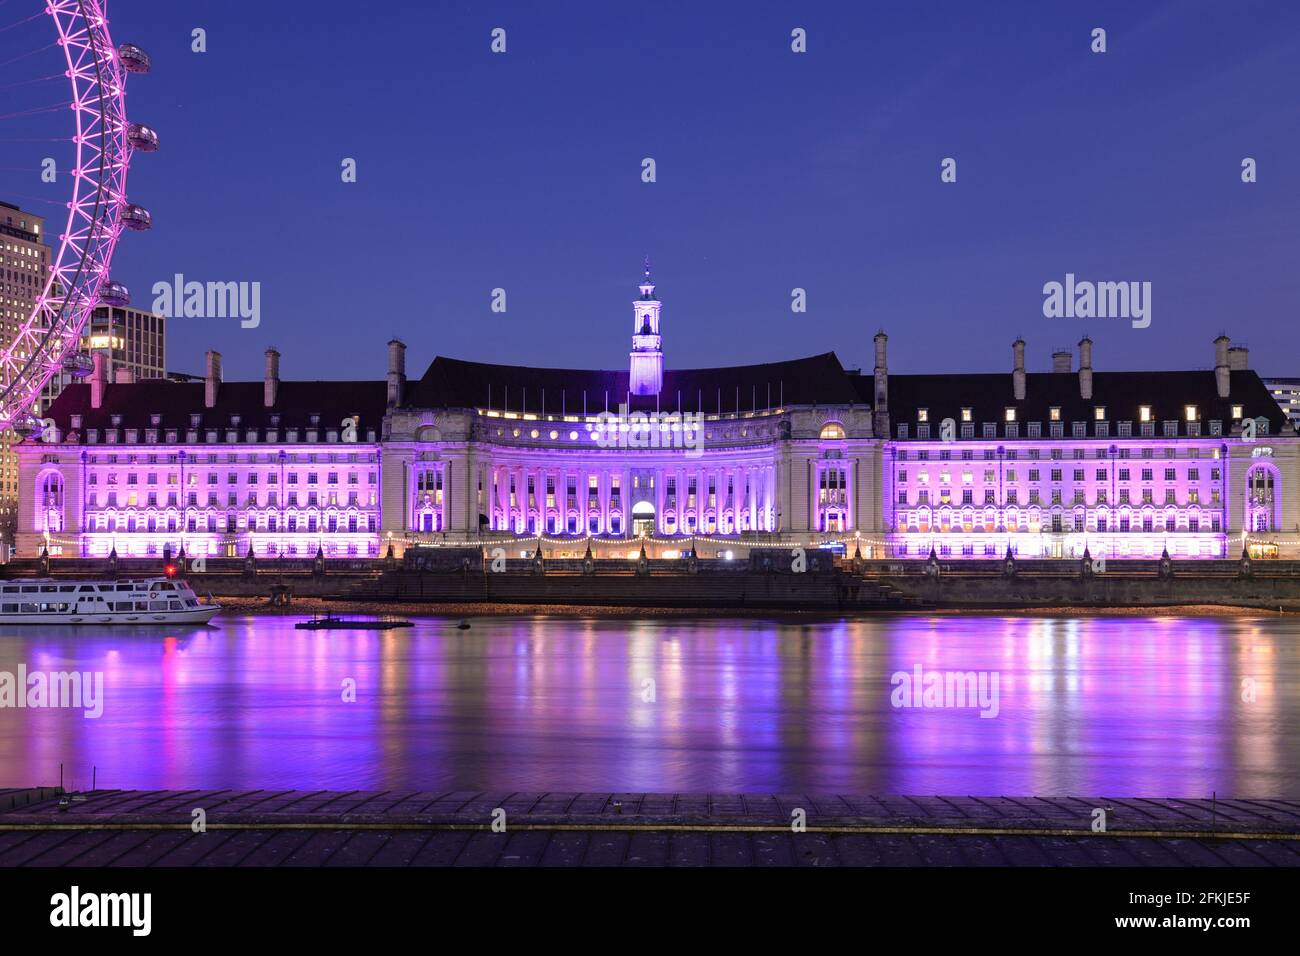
top-left (1, 789), bottom-right (1298, 866)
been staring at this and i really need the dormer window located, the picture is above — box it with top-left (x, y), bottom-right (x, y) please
top-left (1049, 407), bottom-right (1061, 421)
top-left (1139, 405), bottom-right (1152, 423)
top-left (231, 415), bottom-right (241, 427)
top-left (150, 413), bottom-right (161, 426)
top-left (917, 408), bottom-right (929, 423)
top-left (110, 414), bottom-right (122, 427)
top-left (1004, 408), bottom-right (1016, 423)
top-left (1184, 405), bottom-right (1198, 422)
top-left (190, 413), bottom-right (201, 427)
top-left (960, 407), bottom-right (972, 422)
top-left (1094, 406), bottom-right (1106, 421)
top-left (1231, 404), bottom-right (1243, 420)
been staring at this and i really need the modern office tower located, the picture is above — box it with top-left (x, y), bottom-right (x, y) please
top-left (0, 201), bottom-right (51, 555)
top-left (1263, 378), bottom-right (1300, 430)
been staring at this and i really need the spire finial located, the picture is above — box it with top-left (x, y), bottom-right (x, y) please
top-left (643, 254), bottom-right (652, 282)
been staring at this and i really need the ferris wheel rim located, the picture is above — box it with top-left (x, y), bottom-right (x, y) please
top-left (0, 0), bottom-right (130, 428)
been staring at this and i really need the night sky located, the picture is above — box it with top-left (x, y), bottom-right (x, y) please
top-left (3, 0), bottom-right (1298, 382)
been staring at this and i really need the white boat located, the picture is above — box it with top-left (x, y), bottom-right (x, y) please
top-left (0, 577), bottom-right (221, 625)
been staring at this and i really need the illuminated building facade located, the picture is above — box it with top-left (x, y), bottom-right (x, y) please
top-left (13, 267), bottom-right (1300, 561)
top-left (19, 349), bottom-right (384, 558)
top-left (382, 266), bottom-right (876, 553)
top-left (882, 337), bottom-right (1294, 560)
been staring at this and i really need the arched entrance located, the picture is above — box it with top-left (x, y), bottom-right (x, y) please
top-left (1245, 463), bottom-right (1280, 532)
top-left (632, 500), bottom-right (656, 538)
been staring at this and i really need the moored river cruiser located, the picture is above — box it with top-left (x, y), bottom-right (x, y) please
top-left (0, 577), bottom-right (220, 625)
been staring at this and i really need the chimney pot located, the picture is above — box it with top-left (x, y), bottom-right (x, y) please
top-left (90, 351), bottom-right (107, 409)
top-left (1078, 336), bottom-right (1093, 399)
top-left (205, 350), bottom-right (222, 409)
top-left (1051, 350), bottom-right (1072, 374)
top-left (387, 338), bottom-right (406, 407)
top-left (1214, 335), bottom-right (1231, 398)
top-left (1012, 339), bottom-right (1026, 401)
top-left (264, 348), bottom-right (280, 408)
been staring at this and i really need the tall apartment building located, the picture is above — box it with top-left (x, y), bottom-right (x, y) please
top-left (1, 201), bottom-right (51, 555)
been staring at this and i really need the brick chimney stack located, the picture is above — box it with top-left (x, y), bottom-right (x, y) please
top-left (205, 350), bottom-right (222, 409)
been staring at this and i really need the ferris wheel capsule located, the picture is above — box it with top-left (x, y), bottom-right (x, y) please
top-left (16, 415), bottom-right (44, 441)
top-left (99, 280), bottom-right (131, 307)
top-left (121, 203), bottom-right (152, 231)
top-left (117, 43), bottom-right (152, 74)
top-left (127, 123), bottom-right (159, 152)
top-left (62, 352), bottom-right (95, 378)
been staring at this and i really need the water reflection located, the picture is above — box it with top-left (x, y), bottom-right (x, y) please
top-left (0, 615), bottom-right (1293, 797)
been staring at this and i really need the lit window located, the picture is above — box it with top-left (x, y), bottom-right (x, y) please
top-left (1094, 406), bottom-right (1106, 421)
top-left (1139, 405), bottom-right (1152, 423)
top-left (1184, 405), bottom-right (1198, 422)
top-left (960, 407), bottom-right (972, 422)
top-left (1049, 407), bottom-right (1061, 421)
top-left (1231, 405), bottom-right (1243, 420)
top-left (819, 422), bottom-right (845, 440)
top-left (917, 409), bottom-right (929, 423)
top-left (1004, 408), bottom-right (1016, 422)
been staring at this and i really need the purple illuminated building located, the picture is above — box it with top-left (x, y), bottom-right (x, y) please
top-left (14, 268), bottom-right (1298, 561)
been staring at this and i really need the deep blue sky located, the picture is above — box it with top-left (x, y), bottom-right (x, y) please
top-left (4, 0), bottom-right (1298, 381)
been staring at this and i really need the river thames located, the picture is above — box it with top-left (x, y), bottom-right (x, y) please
top-left (0, 614), bottom-right (1295, 797)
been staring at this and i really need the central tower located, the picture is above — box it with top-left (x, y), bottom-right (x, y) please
top-left (629, 257), bottom-right (663, 395)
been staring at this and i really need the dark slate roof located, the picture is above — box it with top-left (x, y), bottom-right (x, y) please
top-left (406, 352), bottom-right (863, 414)
top-left (40, 379), bottom-right (388, 432)
top-left (849, 369), bottom-right (1290, 433)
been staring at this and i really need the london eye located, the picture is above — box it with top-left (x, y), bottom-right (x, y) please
top-left (0, 0), bottom-right (154, 433)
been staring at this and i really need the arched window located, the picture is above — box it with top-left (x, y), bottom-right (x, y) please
top-left (819, 422), bottom-right (846, 440)
top-left (39, 472), bottom-right (65, 533)
top-left (1246, 464), bottom-right (1280, 532)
